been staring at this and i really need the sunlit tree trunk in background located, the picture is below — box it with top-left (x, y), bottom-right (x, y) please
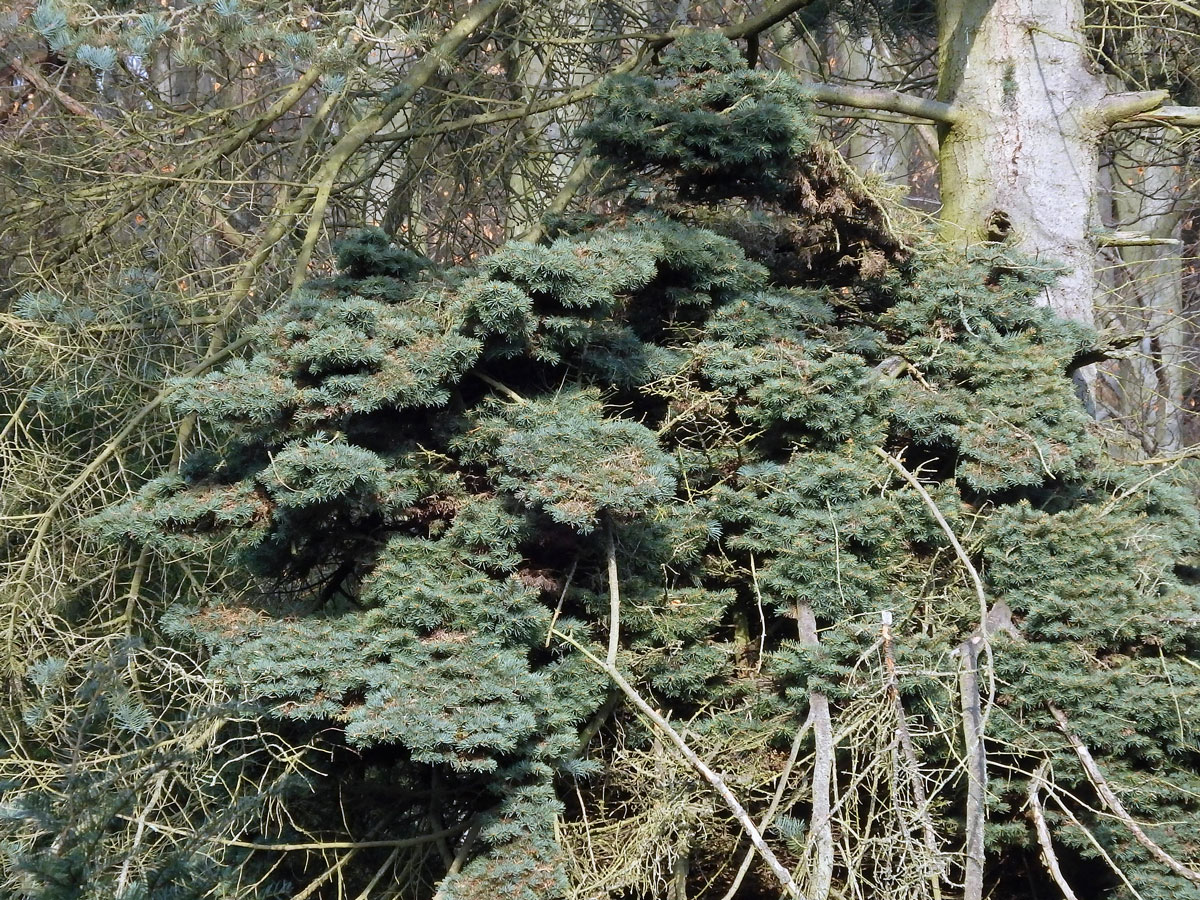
top-left (828, 17), bottom-right (933, 188)
top-left (504, 32), bottom-right (556, 237)
top-left (501, 4), bottom-right (593, 240)
top-left (1097, 131), bottom-right (1188, 453)
top-left (778, 1), bottom-right (1163, 328)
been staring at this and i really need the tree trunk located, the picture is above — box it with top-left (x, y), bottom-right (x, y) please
top-left (1100, 132), bottom-right (1187, 453)
top-left (936, 0), bottom-right (1111, 325)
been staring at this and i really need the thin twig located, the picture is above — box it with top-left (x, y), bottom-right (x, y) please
top-left (126, 818), bottom-right (467, 852)
top-left (875, 447), bottom-right (991, 900)
top-left (545, 557), bottom-right (578, 647)
top-left (882, 610), bottom-right (943, 900)
top-left (474, 372), bottom-right (528, 404)
top-left (288, 0), bottom-right (507, 289)
top-left (718, 710), bottom-right (814, 900)
top-left (292, 849), bottom-right (359, 900)
top-left (749, 553), bottom-right (767, 674)
top-left (353, 845), bottom-right (403, 900)
top-left (1048, 793), bottom-right (1146, 900)
top-left (873, 448), bottom-right (988, 627)
top-left (432, 822), bottom-right (480, 900)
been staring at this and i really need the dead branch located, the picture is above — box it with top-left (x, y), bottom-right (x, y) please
top-left (803, 83), bottom-right (957, 125)
top-left (718, 710), bottom-right (814, 900)
top-left (1028, 762), bottom-right (1082, 900)
top-left (1049, 703), bottom-right (1200, 886)
top-left (797, 602), bottom-right (835, 900)
top-left (882, 610), bottom-right (944, 900)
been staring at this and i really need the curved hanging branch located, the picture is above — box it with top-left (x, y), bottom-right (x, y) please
top-left (718, 709), bottom-right (814, 900)
top-left (874, 447), bottom-right (998, 900)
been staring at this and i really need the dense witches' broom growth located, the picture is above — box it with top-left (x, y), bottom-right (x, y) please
top-left (90, 33), bottom-right (1200, 900)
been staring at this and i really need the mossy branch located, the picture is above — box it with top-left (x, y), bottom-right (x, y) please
top-left (288, 0), bottom-right (508, 289)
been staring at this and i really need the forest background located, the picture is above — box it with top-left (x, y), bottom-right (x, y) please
top-left (3, 0), bottom-right (1200, 898)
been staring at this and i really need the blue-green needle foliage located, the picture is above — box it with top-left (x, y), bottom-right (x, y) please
top-left (582, 31), bottom-right (814, 199)
top-left (95, 31), bottom-right (1200, 900)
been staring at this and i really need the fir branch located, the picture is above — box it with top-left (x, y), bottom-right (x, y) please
top-left (1047, 793), bottom-right (1148, 900)
top-left (882, 611), bottom-right (944, 900)
top-left (718, 710), bottom-right (815, 900)
top-left (876, 447), bottom-right (993, 900)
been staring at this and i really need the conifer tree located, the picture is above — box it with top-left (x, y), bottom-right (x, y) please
top-left (93, 31), bottom-right (1200, 900)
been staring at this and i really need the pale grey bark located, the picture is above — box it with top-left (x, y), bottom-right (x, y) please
top-left (797, 602), bottom-right (834, 900)
top-left (956, 639), bottom-right (987, 900)
top-left (935, 0), bottom-right (1118, 325)
top-left (882, 613), bottom-right (944, 900)
top-left (553, 629), bottom-right (805, 899)
top-left (605, 520), bottom-right (620, 668)
top-left (790, 0), bottom-right (1178, 328)
top-left (1049, 703), bottom-right (1200, 886)
top-left (1028, 764), bottom-right (1081, 900)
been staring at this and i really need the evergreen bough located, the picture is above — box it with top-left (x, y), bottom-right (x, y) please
top-left (89, 32), bottom-right (1200, 900)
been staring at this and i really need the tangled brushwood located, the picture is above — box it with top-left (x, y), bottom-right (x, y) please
top-left (82, 31), bottom-right (1200, 900)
